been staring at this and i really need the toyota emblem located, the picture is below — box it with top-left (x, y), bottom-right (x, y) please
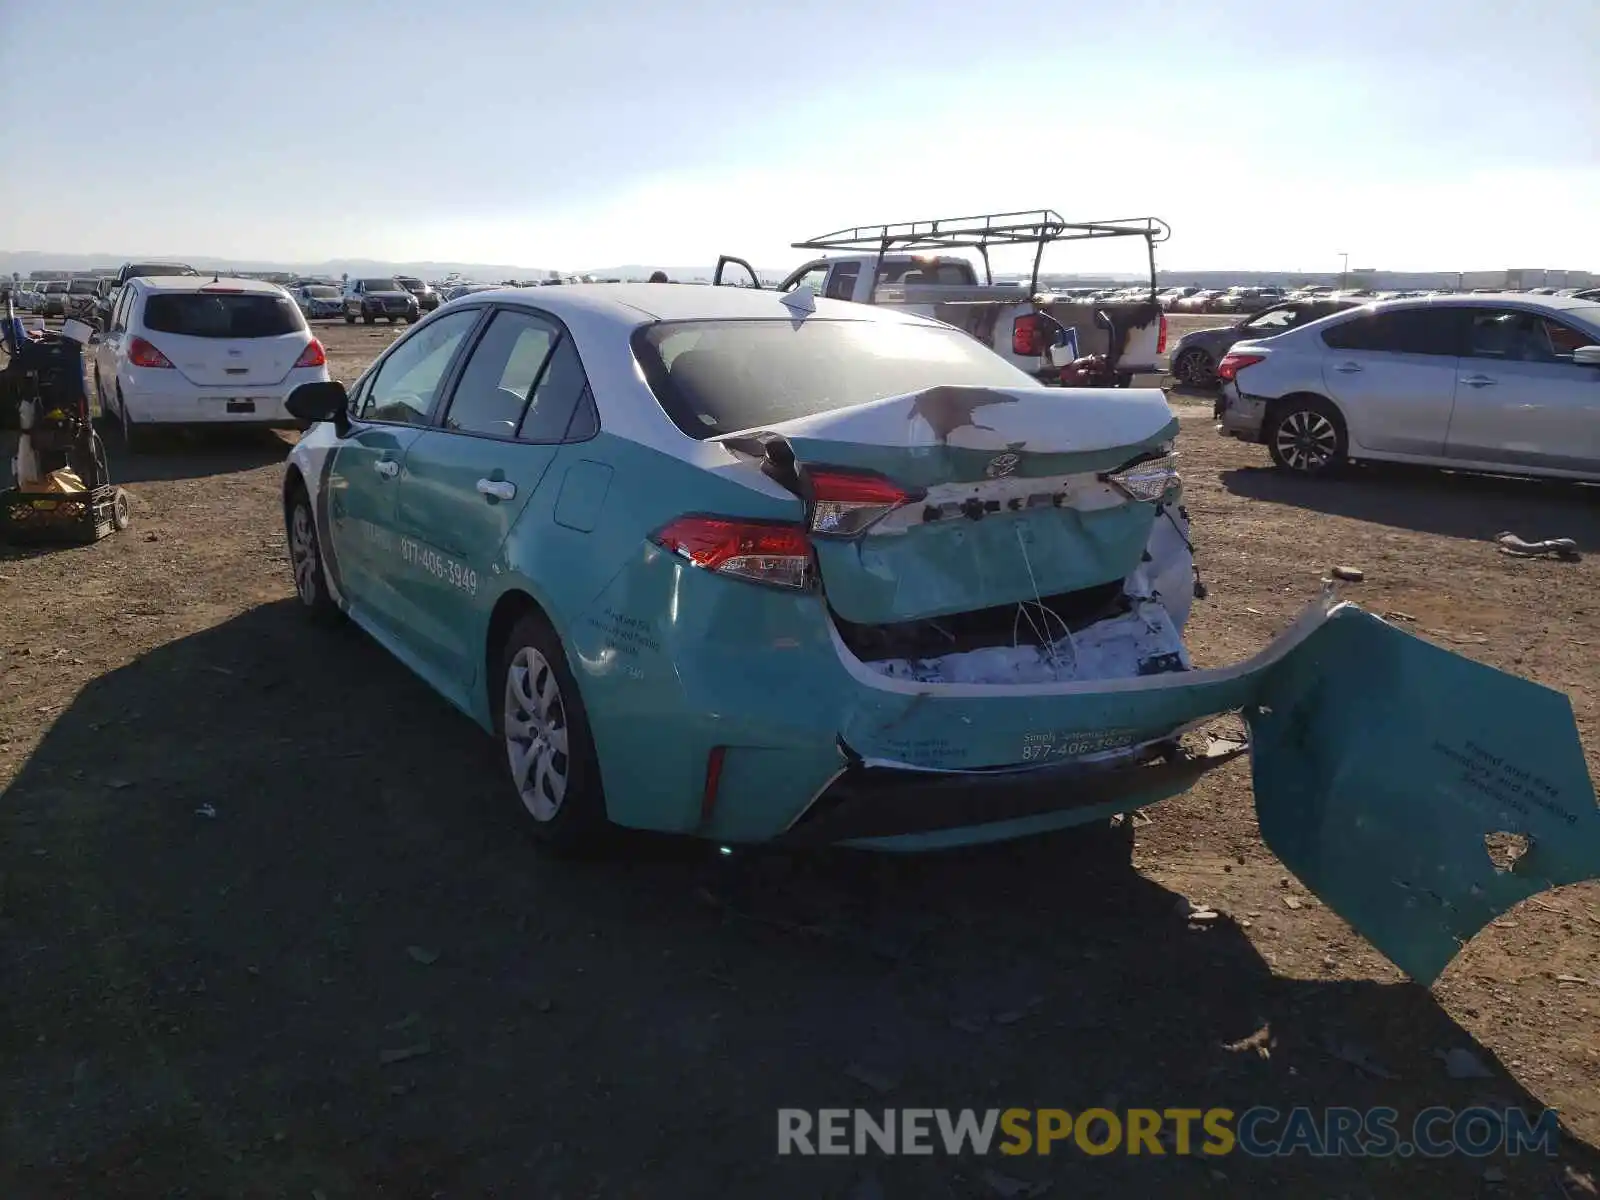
top-left (984, 453), bottom-right (1020, 479)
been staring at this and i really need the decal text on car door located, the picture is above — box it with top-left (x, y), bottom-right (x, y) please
top-left (400, 537), bottom-right (479, 597)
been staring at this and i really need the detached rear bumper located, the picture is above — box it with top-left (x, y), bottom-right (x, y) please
top-left (778, 737), bottom-right (1247, 847)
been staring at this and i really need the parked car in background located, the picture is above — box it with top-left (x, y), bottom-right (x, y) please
top-left (397, 276), bottom-right (441, 311)
top-left (290, 282), bottom-right (344, 319)
top-left (1169, 298), bottom-right (1362, 387)
top-left (113, 261), bottom-right (200, 289)
top-left (1215, 286), bottom-right (1283, 315)
top-left (443, 283), bottom-right (501, 302)
top-left (342, 277), bottom-right (420, 324)
top-left (36, 280), bottom-right (69, 317)
top-left (1574, 288), bottom-right (1600, 302)
top-left (93, 275), bottom-right (330, 449)
top-left (1159, 286), bottom-right (1200, 310)
top-left (94, 278), bottom-right (120, 327)
top-left (65, 277), bottom-right (103, 321)
top-left (1174, 290), bottom-right (1221, 313)
top-left (1215, 293), bottom-right (1600, 479)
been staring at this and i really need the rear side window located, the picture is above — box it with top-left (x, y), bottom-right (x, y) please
top-left (442, 310), bottom-right (556, 437)
top-left (142, 293), bottom-right (305, 338)
top-left (518, 335), bottom-right (593, 442)
top-left (633, 318), bottom-right (1037, 440)
top-left (1320, 308), bottom-right (1462, 356)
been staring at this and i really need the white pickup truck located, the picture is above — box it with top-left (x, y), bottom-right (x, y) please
top-left (714, 210), bottom-right (1171, 385)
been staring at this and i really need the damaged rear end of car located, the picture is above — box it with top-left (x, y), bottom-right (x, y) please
top-left (570, 306), bottom-right (1600, 986)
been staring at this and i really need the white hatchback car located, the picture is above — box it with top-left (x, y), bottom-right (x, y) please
top-left (93, 276), bottom-right (331, 449)
top-left (1215, 293), bottom-right (1600, 480)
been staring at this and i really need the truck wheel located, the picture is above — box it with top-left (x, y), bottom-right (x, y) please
top-left (344, 314), bottom-right (355, 325)
top-left (362, 314), bottom-right (374, 325)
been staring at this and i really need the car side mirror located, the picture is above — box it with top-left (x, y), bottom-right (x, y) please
top-left (1573, 346), bottom-right (1600, 367)
top-left (287, 380), bottom-right (350, 433)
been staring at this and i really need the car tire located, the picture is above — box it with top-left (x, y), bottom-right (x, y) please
top-left (362, 314), bottom-right (374, 325)
top-left (1173, 347), bottom-right (1216, 388)
top-left (1266, 395), bottom-right (1348, 476)
top-left (404, 315), bottom-right (418, 324)
top-left (494, 612), bottom-right (608, 853)
top-left (284, 479), bottom-right (342, 624)
top-left (344, 314), bottom-right (356, 325)
top-left (118, 387), bottom-right (148, 454)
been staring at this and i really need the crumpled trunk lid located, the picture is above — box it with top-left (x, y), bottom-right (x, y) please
top-left (724, 384), bottom-right (1180, 625)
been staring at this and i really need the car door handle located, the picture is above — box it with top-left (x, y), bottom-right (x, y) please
top-left (1332, 362), bottom-right (1363, 374)
top-left (1460, 375), bottom-right (1497, 388)
top-left (374, 459), bottom-right (399, 478)
top-left (477, 478), bottom-right (516, 501)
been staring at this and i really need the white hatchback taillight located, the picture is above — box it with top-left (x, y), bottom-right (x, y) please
top-left (295, 338), bottom-right (326, 368)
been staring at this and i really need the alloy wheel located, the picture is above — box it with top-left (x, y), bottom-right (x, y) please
top-left (504, 647), bottom-right (571, 822)
top-left (289, 502), bottom-right (321, 605)
top-left (1274, 410), bottom-right (1339, 472)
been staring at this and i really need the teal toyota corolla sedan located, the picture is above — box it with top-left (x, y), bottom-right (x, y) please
top-left (282, 282), bottom-right (1600, 987)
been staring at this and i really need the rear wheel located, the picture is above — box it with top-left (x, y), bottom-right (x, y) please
top-left (344, 313), bottom-right (355, 325)
top-left (495, 613), bottom-right (607, 852)
top-left (1173, 347), bottom-right (1215, 387)
top-left (362, 313), bottom-right (374, 325)
top-left (1267, 396), bottom-right (1348, 476)
top-left (117, 387), bottom-right (148, 453)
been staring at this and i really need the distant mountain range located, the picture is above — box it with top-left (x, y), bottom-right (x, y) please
top-left (0, 250), bottom-right (795, 283)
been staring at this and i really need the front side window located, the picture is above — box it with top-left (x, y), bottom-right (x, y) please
top-left (785, 264), bottom-right (829, 294)
top-left (1244, 307), bottom-right (1300, 332)
top-left (1465, 309), bottom-right (1595, 363)
top-left (441, 310), bottom-right (557, 437)
top-left (357, 309), bottom-right (480, 424)
top-left (823, 264), bottom-right (860, 301)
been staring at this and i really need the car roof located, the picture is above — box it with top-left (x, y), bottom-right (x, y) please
top-left (131, 275), bottom-right (286, 294)
top-left (443, 282), bottom-right (944, 327)
top-left (1363, 292), bottom-right (1598, 313)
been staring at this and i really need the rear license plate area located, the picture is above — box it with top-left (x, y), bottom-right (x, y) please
top-left (226, 399), bottom-right (257, 414)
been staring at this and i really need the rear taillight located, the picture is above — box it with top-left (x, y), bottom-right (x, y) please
top-left (1012, 313), bottom-right (1043, 357)
top-left (807, 468), bottom-right (914, 537)
top-left (1157, 313), bottom-right (1168, 355)
top-left (1102, 451), bottom-right (1180, 503)
top-left (127, 336), bottom-right (173, 369)
top-left (1217, 352), bottom-right (1265, 382)
top-left (650, 516), bottom-right (812, 590)
top-left (295, 338), bottom-right (326, 368)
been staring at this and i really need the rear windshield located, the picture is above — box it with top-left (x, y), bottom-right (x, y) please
top-left (361, 278), bottom-right (401, 290)
top-left (633, 318), bottom-right (1037, 440)
top-left (877, 261), bottom-right (977, 286)
top-left (142, 293), bottom-right (305, 338)
top-left (303, 286), bottom-right (338, 297)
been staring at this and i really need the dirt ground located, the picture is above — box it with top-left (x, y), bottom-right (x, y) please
top-left (2, 314), bottom-right (1599, 1199)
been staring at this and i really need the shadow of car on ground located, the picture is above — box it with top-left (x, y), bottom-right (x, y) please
top-left (2, 601), bottom-right (1594, 1197)
top-left (1222, 462), bottom-right (1600, 551)
top-left (94, 425), bottom-right (294, 486)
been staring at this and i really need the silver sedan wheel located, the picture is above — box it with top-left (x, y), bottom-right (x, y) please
top-left (504, 647), bottom-right (570, 822)
top-left (1275, 410), bottom-right (1340, 472)
top-left (289, 503), bottom-right (320, 605)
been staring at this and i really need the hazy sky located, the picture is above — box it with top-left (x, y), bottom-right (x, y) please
top-left (2, 0), bottom-right (1595, 273)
